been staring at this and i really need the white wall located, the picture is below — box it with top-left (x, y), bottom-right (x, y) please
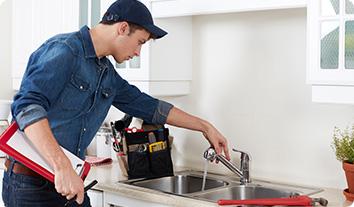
top-left (164, 8), bottom-right (354, 189)
top-left (0, 0), bottom-right (14, 100)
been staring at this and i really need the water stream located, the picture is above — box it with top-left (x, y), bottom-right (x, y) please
top-left (201, 159), bottom-right (209, 191)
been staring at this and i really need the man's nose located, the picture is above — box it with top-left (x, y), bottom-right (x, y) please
top-left (134, 46), bottom-right (142, 56)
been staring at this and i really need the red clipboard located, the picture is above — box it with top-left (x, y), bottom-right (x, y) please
top-left (0, 121), bottom-right (91, 183)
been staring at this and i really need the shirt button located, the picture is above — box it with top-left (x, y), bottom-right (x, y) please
top-left (83, 128), bottom-right (86, 132)
top-left (79, 85), bottom-right (84, 90)
top-left (78, 149), bottom-right (81, 152)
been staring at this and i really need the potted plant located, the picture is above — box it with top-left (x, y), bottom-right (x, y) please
top-left (332, 125), bottom-right (354, 201)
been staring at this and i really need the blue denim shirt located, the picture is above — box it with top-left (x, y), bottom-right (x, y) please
top-left (12, 26), bottom-right (173, 159)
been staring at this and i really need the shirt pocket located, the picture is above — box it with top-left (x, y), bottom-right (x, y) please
top-left (59, 75), bottom-right (91, 111)
top-left (93, 87), bottom-right (113, 115)
top-left (101, 87), bottom-right (113, 99)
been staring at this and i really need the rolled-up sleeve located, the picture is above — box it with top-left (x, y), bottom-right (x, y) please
top-left (15, 104), bottom-right (47, 130)
top-left (12, 42), bottom-right (76, 130)
top-left (112, 78), bottom-right (173, 125)
top-left (152, 100), bottom-right (173, 124)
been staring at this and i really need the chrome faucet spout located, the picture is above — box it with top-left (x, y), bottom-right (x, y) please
top-left (215, 154), bottom-right (243, 177)
top-left (203, 147), bottom-right (251, 184)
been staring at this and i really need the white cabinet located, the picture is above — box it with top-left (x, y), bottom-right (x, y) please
top-left (148, 0), bottom-right (307, 18)
top-left (11, 0), bottom-right (79, 90)
top-left (100, 0), bottom-right (192, 96)
top-left (307, 0), bottom-right (354, 104)
top-left (129, 16), bottom-right (192, 96)
top-left (0, 169), bottom-right (4, 207)
top-left (87, 189), bottom-right (103, 207)
top-left (104, 191), bottom-right (170, 207)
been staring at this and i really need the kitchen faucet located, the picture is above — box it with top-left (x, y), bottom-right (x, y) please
top-left (203, 147), bottom-right (251, 184)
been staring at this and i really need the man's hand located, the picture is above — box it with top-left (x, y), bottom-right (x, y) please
top-left (54, 159), bottom-right (84, 204)
top-left (202, 124), bottom-right (230, 160)
top-left (23, 119), bottom-right (85, 204)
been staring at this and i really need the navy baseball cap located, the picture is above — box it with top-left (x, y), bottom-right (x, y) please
top-left (101, 0), bottom-right (167, 39)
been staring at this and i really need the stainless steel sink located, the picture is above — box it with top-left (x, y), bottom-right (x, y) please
top-left (120, 170), bottom-right (323, 203)
top-left (194, 185), bottom-right (300, 201)
top-left (122, 172), bottom-right (228, 195)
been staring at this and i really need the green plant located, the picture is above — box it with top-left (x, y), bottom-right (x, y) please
top-left (332, 125), bottom-right (354, 164)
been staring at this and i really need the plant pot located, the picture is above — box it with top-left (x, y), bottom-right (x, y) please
top-left (343, 161), bottom-right (354, 194)
top-left (343, 188), bottom-right (354, 201)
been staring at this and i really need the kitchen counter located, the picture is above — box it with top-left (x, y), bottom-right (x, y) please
top-left (0, 158), bottom-right (350, 206)
top-left (85, 161), bottom-right (352, 207)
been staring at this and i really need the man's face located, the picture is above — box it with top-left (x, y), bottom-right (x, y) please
top-left (112, 26), bottom-right (150, 64)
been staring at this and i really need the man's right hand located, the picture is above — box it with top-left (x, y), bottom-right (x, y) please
top-left (54, 159), bottom-right (84, 204)
top-left (23, 119), bottom-right (85, 204)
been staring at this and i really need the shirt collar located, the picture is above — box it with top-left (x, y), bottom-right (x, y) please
top-left (79, 25), bottom-right (97, 58)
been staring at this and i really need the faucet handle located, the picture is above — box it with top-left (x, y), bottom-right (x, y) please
top-left (233, 148), bottom-right (251, 183)
top-left (232, 148), bottom-right (250, 160)
top-left (232, 148), bottom-right (246, 154)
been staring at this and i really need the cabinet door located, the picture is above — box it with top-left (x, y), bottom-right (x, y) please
top-left (307, 0), bottom-right (354, 104)
top-left (12, 0), bottom-right (79, 90)
top-left (104, 191), bottom-right (170, 207)
top-left (12, 0), bottom-right (33, 88)
top-left (149, 0), bottom-right (307, 18)
top-left (87, 189), bottom-right (103, 207)
top-left (307, 0), bottom-right (354, 85)
top-left (0, 169), bottom-right (3, 207)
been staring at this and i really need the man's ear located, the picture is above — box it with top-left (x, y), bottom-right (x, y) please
top-left (117, 21), bottom-right (129, 35)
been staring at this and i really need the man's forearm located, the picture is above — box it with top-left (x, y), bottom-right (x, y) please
top-left (23, 118), bottom-right (85, 203)
top-left (166, 107), bottom-right (211, 134)
top-left (23, 118), bottom-right (71, 171)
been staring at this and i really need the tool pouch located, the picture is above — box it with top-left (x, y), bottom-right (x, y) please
top-left (124, 126), bottom-right (173, 179)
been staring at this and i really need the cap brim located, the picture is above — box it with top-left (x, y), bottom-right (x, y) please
top-left (143, 24), bottom-right (167, 39)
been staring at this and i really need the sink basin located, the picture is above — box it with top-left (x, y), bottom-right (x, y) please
top-left (194, 185), bottom-right (300, 201)
top-left (124, 174), bottom-right (228, 195)
top-left (121, 170), bottom-right (322, 204)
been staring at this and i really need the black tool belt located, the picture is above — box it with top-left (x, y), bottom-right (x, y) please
top-left (124, 126), bottom-right (173, 179)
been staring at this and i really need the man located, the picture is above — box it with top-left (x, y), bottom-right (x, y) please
top-left (3, 0), bottom-right (230, 206)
